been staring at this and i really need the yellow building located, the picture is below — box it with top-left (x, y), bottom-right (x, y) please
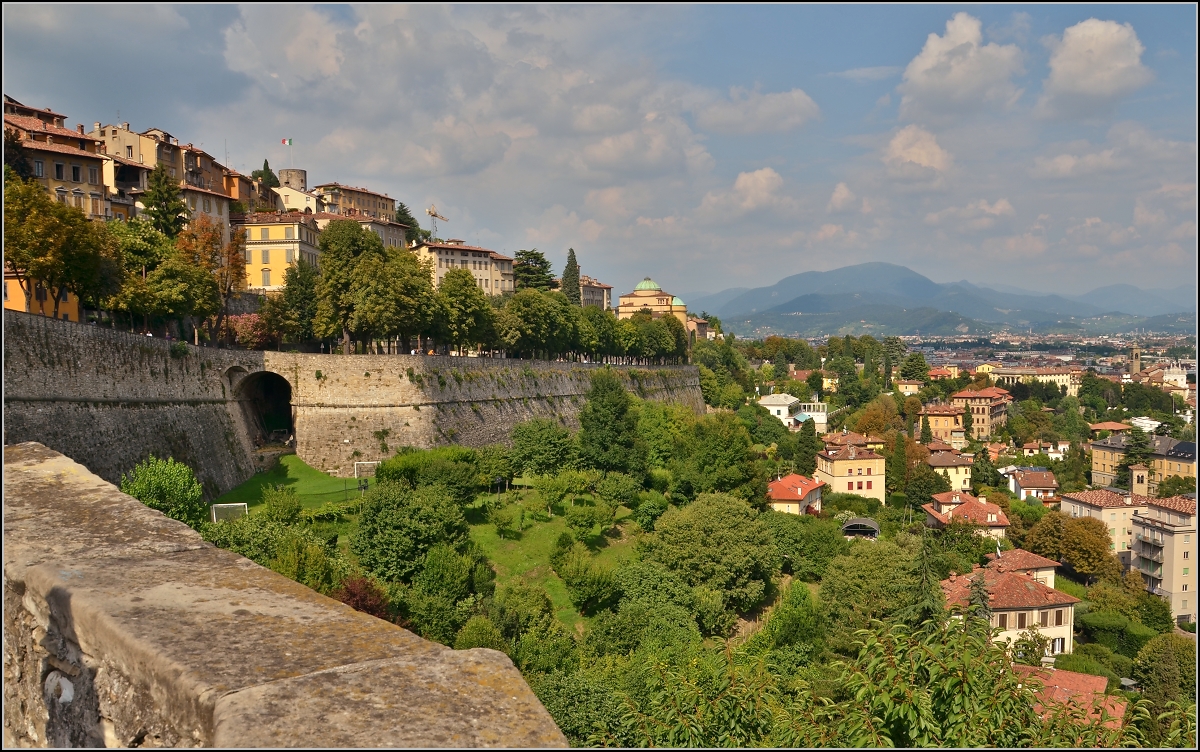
top-left (5, 97), bottom-right (107, 219)
top-left (101, 153), bottom-right (150, 221)
top-left (275, 185), bottom-right (325, 214)
top-left (314, 214), bottom-right (408, 251)
top-left (234, 213), bottom-right (321, 292)
top-left (412, 240), bottom-right (514, 295)
top-left (90, 123), bottom-right (181, 175)
top-left (1091, 434), bottom-right (1196, 494)
top-left (225, 171), bottom-right (280, 213)
top-left (617, 278), bottom-right (687, 323)
top-left (312, 182), bottom-right (395, 221)
top-left (814, 444), bottom-right (886, 502)
top-left (4, 272), bottom-right (81, 322)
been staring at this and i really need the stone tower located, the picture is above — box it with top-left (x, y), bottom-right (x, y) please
top-left (1131, 345), bottom-right (1142, 376)
top-left (279, 168), bottom-right (307, 191)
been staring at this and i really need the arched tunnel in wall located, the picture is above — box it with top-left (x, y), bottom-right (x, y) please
top-left (236, 371), bottom-right (294, 446)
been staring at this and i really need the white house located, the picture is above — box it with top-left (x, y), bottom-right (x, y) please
top-left (758, 393), bottom-right (802, 427)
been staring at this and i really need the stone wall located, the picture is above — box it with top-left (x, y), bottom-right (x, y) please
top-left (2, 442), bottom-right (567, 748)
top-left (5, 311), bottom-right (704, 489)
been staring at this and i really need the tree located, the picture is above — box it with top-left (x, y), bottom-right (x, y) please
top-left (393, 201), bottom-right (426, 244)
top-left (120, 455), bottom-right (207, 528)
top-left (454, 615), bottom-right (508, 651)
top-left (905, 463), bottom-right (951, 508)
top-left (886, 433), bottom-right (910, 495)
top-left (796, 418), bottom-right (819, 476)
top-left (4, 127), bottom-right (33, 180)
top-left (146, 251), bottom-right (221, 329)
top-left (350, 482), bottom-right (469, 584)
top-left (882, 351), bottom-right (893, 390)
top-left (513, 248), bottom-right (556, 291)
top-left (175, 214), bottom-right (246, 341)
top-left (436, 267), bottom-right (494, 354)
top-left (4, 174), bottom-right (121, 320)
top-left (819, 541), bottom-right (918, 646)
top-left (900, 353), bottom-right (930, 382)
top-left (510, 418), bottom-right (577, 476)
top-left (1157, 475), bottom-right (1194, 498)
top-left (143, 163), bottom-right (188, 238)
top-left (970, 446), bottom-right (1001, 491)
top-left (251, 159), bottom-right (280, 188)
top-left (638, 493), bottom-right (778, 613)
top-left (314, 219), bottom-right (385, 353)
top-left (763, 511), bottom-right (848, 582)
top-left (1133, 634), bottom-right (1194, 745)
top-left (497, 289), bottom-right (559, 358)
top-left (669, 413), bottom-right (761, 502)
top-left (1024, 511), bottom-right (1065, 561)
top-left (274, 259), bottom-right (319, 341)
top-left (920, 414), bottom-right (933, 443)
top-left (579, 369), bottom-right (645, 475)
top-left (561, 248), bottom-right (581, 305)
top-left (1061, 516), bottom-right (1122, 584)
top-left (1115, 427), bottom-right (1153, 489)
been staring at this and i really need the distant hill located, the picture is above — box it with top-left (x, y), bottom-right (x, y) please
top-left (725, 304), bottom-right (993, 338)
top-left (696, 262), bottom-right (1195, 335)
top-left (680, 287), bottom-right (750, 316)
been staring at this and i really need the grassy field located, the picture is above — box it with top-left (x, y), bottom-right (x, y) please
top-left (215, 456), bottom-right (639, 632)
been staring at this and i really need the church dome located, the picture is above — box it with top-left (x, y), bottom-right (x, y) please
top-left (672, 296), bottom-right (686, 306)
top-left (633, 277), bottom-right (662, 291)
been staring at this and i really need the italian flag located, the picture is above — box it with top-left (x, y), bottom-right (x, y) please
top-left (281, 138), bottom-right (293, 145)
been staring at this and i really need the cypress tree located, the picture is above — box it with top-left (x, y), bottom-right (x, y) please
top-left (796, 418), bottom-right (818, 476)
top-left (562, 248), bottom-right (581, 305)
top-left (251, 159), bottom-right (280, 188)
top-left (143, 164), bottom-right (188, 239)
top-left (882, 351), bottom-right (893, 389)
top-left (886, 434), bottom-right (909, 496)
top-left (920, 414), bottom-right (933, 444)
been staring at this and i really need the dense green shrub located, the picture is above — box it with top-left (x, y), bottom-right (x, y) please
top-left (350, 482), bottom-right (468, 584)
top-left (1053, 653), bottom-right (1119, 690)
top-left (559, 545), bottom-right (620, 615)
top-left (454, 615), bottom-right (508, 652)
top-left (120, 455), bottom-right (207, 527)
top-left (260, 484), bottom-right (301, 524)
top-left (583, 601), bottom-right (700, 658)
top-left (1077, 610), bottom-right (1157, 658)
top-left (763, 511), bottom-right (849, 582)
top-left (376, 446), bottom-right (481, 506)
top-left (632, 491), bottom-right (669, 531)
top-left (530, 672), bottom-right (627, 747)
top-left (1076, 642), bottom-right (1133, 682)
top-left (614, 561), bottom-right (696, 613)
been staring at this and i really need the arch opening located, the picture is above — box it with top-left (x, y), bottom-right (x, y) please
top-left (236, 371), bottom-right (294, 446)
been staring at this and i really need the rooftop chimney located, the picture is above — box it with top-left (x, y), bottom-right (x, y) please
top-left (77, 124), bottom-right (84, 134)
top-left (122, 122), bottom-right (129, 130)
top-left (93, 122), bottom-right (100, 132)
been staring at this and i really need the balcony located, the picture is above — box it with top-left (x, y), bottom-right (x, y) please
top-left (1135, 547), bottom-right (1163, 563)
top-left (1134, 558), bottom-right (1163, 578)
top-left (1135, 533), bottom-right (1164, 546)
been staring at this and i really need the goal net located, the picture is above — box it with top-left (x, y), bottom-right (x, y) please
top-left (354, 461), bottom-right (381, 478)
top-left (210, 503), bottom-right (248, 523)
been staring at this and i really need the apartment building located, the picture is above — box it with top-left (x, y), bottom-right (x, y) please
top-left (4, 271), bottom-right (80, 322)
top-left (928, 451), bottom-right (973, 491)
top-left (312, 182), bottom-right (395, 220)
top-left (942, 565), bottom-right (1079, 655)
top-left (580, 274), bottom-right (613, 309)
top-left (225, 171), bottom-right (280, 213)
top-left (1061, 489), bottom-right (1148, 565)
top-left (919, 403), bottom-right (966, 449)
top-left (233, 213), bottom-right (321, 292)
top-left (758, 393), bottom-right (802, 427)
top-left (5, 97), bottom-right (107, 219)
top-left (313, 214), bottom-right (407, 250)
top-left (1132, 495), bottom-right (1196, 623)
top-left (814, 444), bottom-right (885, 503)
top-left (276, 185), bottom-right (325, 214)
top-left (91, 123), bottom-right (181, 175)
top-left (985, 548), bottom-right (1060, 588)
top-left (821, 429), bottom-right (887, 453)
top-left (1090, 434), bottom-right (1197, 493)
top-left (991, 366), bottom-right (1082, 398)
top-left (101, 152), bottom-right (150, 221)
top-left (952, 386), bottom-right (1012, 440)
top-left (412, 240), bottom-right (515, 295)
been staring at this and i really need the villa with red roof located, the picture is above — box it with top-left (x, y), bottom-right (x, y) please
top-left (766, 474), bottom-right (825, 516)
top-left (942, 564), bottom-right (1079, 655)
top-left (1012, 664), bottom-right (1128, 730)
top-left (952, 386), bottom-right (1011, 440)
top-left (923, 491), bottom-right (1009, 539)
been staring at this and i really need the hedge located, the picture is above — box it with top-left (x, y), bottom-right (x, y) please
top-left (1077, 610), bottom-right (1157, 658)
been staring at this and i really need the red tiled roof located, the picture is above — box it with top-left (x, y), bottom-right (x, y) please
top-left (179, 182), bottom-right (231, 199)
top-left (767, 473), bottom-right (825, 502)
top-left (1146, 496), bottom-right (1197, 515)
top-left (942, 568), bottom-right (1078, 610)
top-left (818, 444), bottom-right (882, 462)
top-left (986, 549), bottom-right (1060, 571)
top-left (19, 139), bottom-right (102, 158)
top-left (103, 153), bottom-right (150, 170)
top-left (1013, 470), bottom-right (1059, 490)
top-left (1061, 490), bottom-right (1148, 509)
top-left (924, 495), bottom-right (1008, 528)
top-left (953, 387), bottom-right (1011, 400)
top-left (4, 113), bottom-right (99, 142)
top-left (928, 452), bottom-right (972, 468)
top-left (1089, 421), bottom-right (1131, 431)
top-left (926, 439), bottom-right (956, 452)
top-left (1012, 664), bottom-right (1127, 730)
top-left (313, 182), bottom-right (393, 199)
top-left (921, 404), bottom-right (963, 415)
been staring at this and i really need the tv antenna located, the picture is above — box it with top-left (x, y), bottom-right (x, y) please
top-left (426, 204), bottom-right (448, 240)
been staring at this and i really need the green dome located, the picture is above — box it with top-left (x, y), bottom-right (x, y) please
top-left (672, 296), bottom-right (686, 306)
top-left (634, 277), bottom-right (662, 292)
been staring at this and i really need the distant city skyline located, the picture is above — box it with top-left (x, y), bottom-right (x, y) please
top-left (3, 4), bottom-right (1195, 296)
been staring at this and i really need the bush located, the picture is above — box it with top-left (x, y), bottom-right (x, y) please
top-left (633, 491), bottom-right (669, 531)
top-left (350, 482), bottom-right (468, 584)
top-left (331, 576), bottom-right (393, 621)
top-left (583, 600), bottom-right (700, 658)
top-left (120, 455), bottom-right (207, 528)
top-left (1077, 610), bottom-right (1157, 658)
top-left (269, 534), bottom-right (341, 594)
top-left (763, 511), bottom-right (849, 582)
top-left (565, 501), bottom-right (612, 539)
top-left (595, 472), bottom-right (642, 510)
top-left (260, 484), bottom-right (301, 524)
top-left (1054, 653), bottom-right (1119, 691)
top-left (1076, 642), bottom-right (1133, 682)
top-left (376, 446), bottom-right (481, 506)
top-left (559, 545), bottom-right (620, 615)
top-left (454, 615), bottom-right (508, 652)
top-left (530, 672), bottom-right (627, 748)
top-left (614, 561), bottom-right (696, 613)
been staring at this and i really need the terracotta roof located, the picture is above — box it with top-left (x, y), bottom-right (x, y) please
top-left (921, 404), bottom-right (964, 415)
top-left (1089, 421), bottom-right (1131, 431)
top-left (953, 387), bottom-right (1011, 400)
top-left (896, 379), bottom-right (925, 385)
top-left (19, 139), bottom-right (105, 159)
top-left (232, 212), bottom-right (318, 226)
top-left (928, 452), bottom-right (972, 468)
top-left (942, 568), bottom-right (1078, 610)
top-left (1012, 664), bottom-right (1127, 730)
top-left (818, 445), bottom-right (882, 462)
top-left (986, 549), bottom-right (1060, 571)
top-left (926, 439), bottom-right (957, 453)
top-left (4, 113), bottom-right (99, 142)
top-left (767, 473), bottom-right (825, 502)
top-left (179, 182), bottom-right (231, 199)
top-left (313, 182), bottom-right (393, 199)
top-left (103, 153), bottom-right (151, 170)
top-left (1013, 470), bottom-right (1059, 490)
top-left (1146, 496), bottom-right (1197, 515)
top-left (924, 495), bottom-right (1008, 528)
top-left (1061, 490), bottom-right (1149, 509)
top-left (3, 96), bottom-right (67, 119)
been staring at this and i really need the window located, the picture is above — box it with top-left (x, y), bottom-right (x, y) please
top-left (1185, 568), bottom-right (1190, 577)
top-left (260, 228), bottom-right (269, 240)
top-left (126, 145), bottom-right (133, 159)
top-left (847, 482), bottom-right (853, 491)
top-left (998, 613), bottom-right (1008, 630)
top-left (88, 166), bottom-right (98, 185)
top-left (1055, 609), bottom-right (1063, 626)
top-left (243, 248), bottom-right (250, 262)
top-left (1039, 610), bottom-right (1049, 627)
top-left (217, 201), bottom-right (223, 216)
top-left (91, 198), bottom-right (101, 215)
top-left (188, 196), bottom-right (196, 210)
top-left (261, 249), bottom-right (270, 264)
top-left (286, 249), bottom-right (294, 263)
top-left (55, 163), bottom-right (65, 180)
top-left (202, 197), bottom-right (211, 213)
top-left (866, 467), bottom-right (872, 475)
top-left (857, 481), bottom-right (863, 490)
top-left (866, 481), bottom-right (872, 490)
top-left (1183, 584), bottom-right (1188, 592)
top-left (1017, 612), bottom-right (1027, 629)
top-left (285, 227), bottom-right (294, 239)
top-left (34, 160), bottom-right (43, 177)
top-left (72, 165), bottom-right (81, 182)
top-left (61, 312), bottom-right (69, 321)
top-left (261, 269), bottom-right (271, 287)
top-left (1185, 551), bottom-right (1189, 560)
top-left (74, 195), bottom-right (83, 208)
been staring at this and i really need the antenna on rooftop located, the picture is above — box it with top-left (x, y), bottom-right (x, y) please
top-left (426, 204), bottom-right (448, 240)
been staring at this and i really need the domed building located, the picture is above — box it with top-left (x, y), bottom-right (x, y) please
top-left (617, 277), bottom-right (688, 323)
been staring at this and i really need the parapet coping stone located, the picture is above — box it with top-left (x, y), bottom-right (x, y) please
top-left (3, 442), bottom-right (567, 748)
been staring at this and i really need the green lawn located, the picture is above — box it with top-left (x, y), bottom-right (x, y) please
top-left (1054, 576), bottom-right (1088, 600)
top-left (215, 454), bottom-right (378, 511)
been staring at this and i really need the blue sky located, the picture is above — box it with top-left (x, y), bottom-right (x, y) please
top-left (4, 4), bottom-right (1195, 298)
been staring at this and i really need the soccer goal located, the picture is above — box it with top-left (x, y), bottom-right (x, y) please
top-left (354, 461), bottom-right (381, 478)
top-left (210, 503), bottom-right (248, 523)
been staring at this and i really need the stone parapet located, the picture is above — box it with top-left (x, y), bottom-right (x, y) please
top-left (2, 442), bottom-right (567, 748)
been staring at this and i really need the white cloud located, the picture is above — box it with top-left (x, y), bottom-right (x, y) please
top-left (698, 168), bottom-right (795, 217)
top-left (899, 12), bottom-right (1024, 121)
top-left (831, 66), bottom-right (901, 82)
top-left (1037, 19), bottom-right (1153, 119)
top-left (884, 125), bottom-right (953, 173)
top-left (1066, 217), bottom-right (1139, 245)
top-left (924, 199), bottom-right (1015, 230)
top-left (694, 87), bottom-right (820, 134)
top-left (1031, 149), bottom-right (1122, 178)
top-left (827, 182), bottom-right (857, 213)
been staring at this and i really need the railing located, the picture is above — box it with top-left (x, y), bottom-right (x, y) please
top-left (1135, 533), bottom-right (1164, 546)
top-left (1135, 547), bottom-right (1164, 563)
top-left (1134, 558), bottom-right (1163, 578)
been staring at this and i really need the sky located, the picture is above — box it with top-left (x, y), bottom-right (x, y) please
top-left (4, 4), bottom-right (1196, 299)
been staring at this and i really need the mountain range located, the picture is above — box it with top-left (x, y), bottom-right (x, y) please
top-left (680, 263), bottom-right (1195, 338)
